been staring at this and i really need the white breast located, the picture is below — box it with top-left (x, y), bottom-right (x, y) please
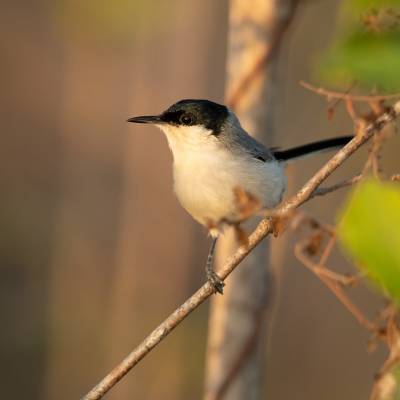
top-left (158, 124), bottom-right (286, 227)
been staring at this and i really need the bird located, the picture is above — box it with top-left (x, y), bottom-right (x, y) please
top-left (128, 99), bottom-right (352, 294)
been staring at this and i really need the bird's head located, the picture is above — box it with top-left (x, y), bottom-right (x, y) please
top-left (128, 99), bottom-right (232, 149)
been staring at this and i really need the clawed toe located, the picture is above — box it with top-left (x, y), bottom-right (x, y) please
top-left (207, 270), bottom-right (225, 294)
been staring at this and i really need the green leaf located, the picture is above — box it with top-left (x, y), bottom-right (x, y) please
top-left (338, 180), bottom-right (400, 302)
top-left (320, 31), bottom-right (400, 91)
top-left (318, 0), bottom-right (400, 90)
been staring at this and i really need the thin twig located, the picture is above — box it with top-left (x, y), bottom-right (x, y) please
top-left (293, 217), bottom-right (375, 330)
top-left (294, 240), bottom-right (377, 332)
top-left (326, 83), bottom-right (356, 120)
top-left (370, 306), bottom-right (400, 400)
top-left (368, 132), bottom-right (386, 178)
top-left (311, 174), bottom-right (363, 198)
top-left (319, 227), bottom-right (335, 262)
top-left (300, 81), bottom-right (400, 102)
top-left (81, 101), bottom-right (400, 400)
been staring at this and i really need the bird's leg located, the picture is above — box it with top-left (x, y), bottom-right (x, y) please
top-left (205, 236), bottom-right (225, 294)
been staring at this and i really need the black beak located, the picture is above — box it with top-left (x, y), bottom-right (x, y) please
top-left (127, 115), bottom-right (163, 124)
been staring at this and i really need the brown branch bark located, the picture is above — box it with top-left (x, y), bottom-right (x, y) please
top-left (80, 101), bottom-right (400, 400)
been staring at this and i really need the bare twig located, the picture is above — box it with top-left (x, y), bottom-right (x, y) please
top-left (292, 213), bottom-right (378, 332)
top-left (81, 101), bottom-right (400, 400)
top-left (311, 174), bottom-right (363, 198)
top-left (327, 83), bottom-right (356, 120)
top-left (370, 306), bottom-right (400, 400)
top-left (362, 131), bottom-right (388, 178)
top-left (300, 81), bottom-right (400, 102)
top-left (294, 239), bottom-right (377, 332)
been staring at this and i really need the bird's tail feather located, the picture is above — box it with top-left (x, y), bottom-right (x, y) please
top-left (273, 136), bottom-right (353, 162)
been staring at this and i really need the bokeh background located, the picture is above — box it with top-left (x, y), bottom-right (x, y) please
top-left (2, 1), bottom-right (400, 399)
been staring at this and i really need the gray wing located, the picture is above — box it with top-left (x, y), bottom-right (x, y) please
top-left (219, 118), bottom-right (275, 162)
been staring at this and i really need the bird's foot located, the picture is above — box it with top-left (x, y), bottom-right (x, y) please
top-left (206, 269), bottom-right (225, 295)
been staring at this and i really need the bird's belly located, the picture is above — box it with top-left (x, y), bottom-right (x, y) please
top-left (173, 157), bottom-right (286, 227)
top-left (174, 169), bottom-right (239, 226)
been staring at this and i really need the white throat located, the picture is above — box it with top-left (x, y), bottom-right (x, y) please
top-left (157, 124), bottom-right (219, 164)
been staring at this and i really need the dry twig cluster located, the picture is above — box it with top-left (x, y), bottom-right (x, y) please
top-left (292, 85), bottom-right (400, 400)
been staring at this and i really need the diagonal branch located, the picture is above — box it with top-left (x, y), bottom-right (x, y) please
top-left (81, 101), bottom-right (400, 400)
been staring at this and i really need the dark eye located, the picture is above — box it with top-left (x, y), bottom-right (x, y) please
top-left (179, 113), bottom-right (195, 125)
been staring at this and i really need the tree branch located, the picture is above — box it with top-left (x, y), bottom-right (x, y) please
top-left (81, 101), bottom-right (400, 400)
top-left (300, 81), bottom-right (400, 102)
top-left (294, 237), bottom-right (377, 333)
top-left (311, 174), bottom-right (363, 198)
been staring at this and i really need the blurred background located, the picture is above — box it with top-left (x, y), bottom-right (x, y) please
top-left (2, 0), bottom-right (400, 399)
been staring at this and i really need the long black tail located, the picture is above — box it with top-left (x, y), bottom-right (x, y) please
top-left (273, 136), bottom-right (353, 161)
